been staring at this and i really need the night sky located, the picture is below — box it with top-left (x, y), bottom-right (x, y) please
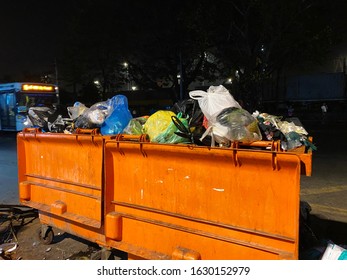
top-left (1, 0), bottom-right (346, 82)
top-left (0, 1), bottom-right (70, 78)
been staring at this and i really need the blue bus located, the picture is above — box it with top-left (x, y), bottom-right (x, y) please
top-left (0, 82), bottom-right (59, 131)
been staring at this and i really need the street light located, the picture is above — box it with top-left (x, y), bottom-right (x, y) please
top-left (123, 62), bottom-right (130, 90)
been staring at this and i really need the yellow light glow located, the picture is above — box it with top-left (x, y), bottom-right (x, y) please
top-left (22, 84), bottom-right (55, 92)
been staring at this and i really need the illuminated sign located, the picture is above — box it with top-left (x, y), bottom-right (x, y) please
top-left (22, 84), bottom-right (57, 92)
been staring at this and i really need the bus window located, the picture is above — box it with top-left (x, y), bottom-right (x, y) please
top-left (17, 93), bottom-right (58, 108)
top-left (26, 96), bottom-right (35, 107)
top-left (0, 93), bottom-right (16, 129)
top-left (6, 94), bottom-right (15, 116)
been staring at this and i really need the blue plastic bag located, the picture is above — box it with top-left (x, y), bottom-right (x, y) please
top-left (100, 95), bottom-right (133, 135)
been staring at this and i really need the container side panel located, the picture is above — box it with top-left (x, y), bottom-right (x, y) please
top-left (105, 142), bottom-right (301, 259)
top-left (17, 132), bottom-right (104, 229)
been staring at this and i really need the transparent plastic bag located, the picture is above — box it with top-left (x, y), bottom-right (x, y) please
top-left (67, 102), bottom-right (87, 120)
top-left (27, 106), bottom-right (56, 131)
top-left (74, 108), bottom-right (105, 129)
top-left (74, 102), bottom-right (108, 129)
top-left (122, 116), bottom-right (148, 135)
top-left (216, 107), bottom-right (262, 143)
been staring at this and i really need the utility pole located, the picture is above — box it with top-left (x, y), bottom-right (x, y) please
top-left (54, 58), bottom-right (59, 86)
top-left (179, 51), bottom-right (184, 100)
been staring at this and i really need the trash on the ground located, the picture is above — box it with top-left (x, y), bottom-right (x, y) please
top-left (321, 241), bottom-right (347, 260)
top-left (0, 242), bottom-right (17, 255)
top-left (0, 205), bottom-right (38, 259)
top-left (0, 242), bottom-right (18, 260)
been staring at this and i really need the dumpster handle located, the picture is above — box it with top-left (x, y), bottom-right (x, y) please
top-left (232, 140), bottom-right (280, 170)
top-left (113, 134), bottom-right (149, 157)
top-left (231, 142), bottom-right (240, 166)
top-left (22, 127), bottom-right (42, 140)
top-left (271, 141), bottom-right (279, 170)
top-left (22, 127), bottom-right (42, 134)
top-left (113, 134), bottom-right (149, 143)
top-left (75, 128), bottom-right (101, 146)
top-left (75, 128), bottom-right (100, 135)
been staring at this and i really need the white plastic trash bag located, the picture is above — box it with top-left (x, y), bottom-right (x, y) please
top-left (189, 85), bottom-right (255, 146)
top-left (189, 85), bottom-right (241, 123)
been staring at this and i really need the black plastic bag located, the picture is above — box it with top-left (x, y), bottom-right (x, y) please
top-left (170, 98), bottom-right (204, 128)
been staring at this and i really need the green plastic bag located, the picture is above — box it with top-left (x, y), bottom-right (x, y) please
top-left (143, 110), bottom-right (189, 144)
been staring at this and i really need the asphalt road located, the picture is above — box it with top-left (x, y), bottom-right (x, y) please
top-left (300, 121), bottom-right (347, 223)
top-left (0, 131), bottom-right (19, 205)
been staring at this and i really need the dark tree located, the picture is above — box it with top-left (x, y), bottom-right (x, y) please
top-left (57, 0), bottom-right (346, 107)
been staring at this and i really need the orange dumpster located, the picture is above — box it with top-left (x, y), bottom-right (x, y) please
top-left (17, 128), bottom-right (312, 259)
top-left (103, 139), bottom-right (312, 260)
top-left (17, 128), bottom-right (108, 244)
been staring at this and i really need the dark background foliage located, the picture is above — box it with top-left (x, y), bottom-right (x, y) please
top-left (1, 0), bottom-right (346, 108)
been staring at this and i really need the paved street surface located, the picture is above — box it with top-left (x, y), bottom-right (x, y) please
top-left (0, 132), bottom-right (19, 205)
top-left (300, 122), bottom-right (347, 224)
top-left (1, 121), bottom-right (347, 259)
top-left (299, 121), bottom-right (347, 250)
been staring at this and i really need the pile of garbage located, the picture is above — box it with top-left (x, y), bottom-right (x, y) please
top-left (25, 85), bottom-right (316, 151)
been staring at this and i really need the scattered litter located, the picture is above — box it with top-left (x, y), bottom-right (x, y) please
top-left (0, 242), bottom-right (17, 254)
top-left (321, 242), bottom-right (347, 260)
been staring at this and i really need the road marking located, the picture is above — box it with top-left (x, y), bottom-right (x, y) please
top-left (301, 185), bottom-right (347, 196)
top-left (309, 203), bottom-right (347, 216)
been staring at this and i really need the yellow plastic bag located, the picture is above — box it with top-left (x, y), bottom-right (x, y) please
top-left (143, 110), bottom-right (176, 141)
top-left (143, 110), bottom-right (189, 143)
